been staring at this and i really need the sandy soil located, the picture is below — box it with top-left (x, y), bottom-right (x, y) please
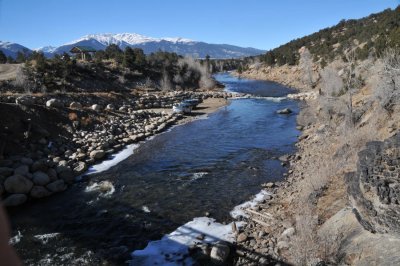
top-left (0, 64), bottom-right (20, 81)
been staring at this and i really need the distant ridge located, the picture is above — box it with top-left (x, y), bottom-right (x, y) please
top-left (0, 33), bottom-right (265, 59)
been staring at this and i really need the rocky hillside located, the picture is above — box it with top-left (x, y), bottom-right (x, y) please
top-left (255, 6), bottom-right (399, 66)
top-left (232, 6), bottom-right (400, 265)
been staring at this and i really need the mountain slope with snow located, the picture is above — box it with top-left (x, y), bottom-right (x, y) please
top-left (2, 33), bottom-right (264, 59)
top-left (55, 33), bottom-right (264, 58)
top-left (0, 41), bottom-right (32, 58)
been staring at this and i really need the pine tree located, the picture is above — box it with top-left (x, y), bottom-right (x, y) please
top-left (0, 50), bottom-right (6, 63)
top-left (16, 51), bottom-right (26, 63)
top-left (123, 47), bottom-right (136, 70)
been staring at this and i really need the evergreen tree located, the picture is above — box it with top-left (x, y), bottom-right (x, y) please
top-left (133, 48), bottom-right (146, 69)
top-left (123, 47), bottom-right (136, 70)
top-left (105, 44), bottom-right (123, 63)
top-left (16, 51), bottom-right (26, 63)
top-left (0, 50), bottom-right (6, 63)
top-left (6, 56), bottom-right (14, 64)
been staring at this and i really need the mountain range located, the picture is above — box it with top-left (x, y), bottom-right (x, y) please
top-left (0, 33), bottom-right (264, 59)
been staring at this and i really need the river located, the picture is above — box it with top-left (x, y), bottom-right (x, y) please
top-left (9, 73), bottom-right (299, 265)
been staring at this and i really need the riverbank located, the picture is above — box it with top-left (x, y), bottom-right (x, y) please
top-left (0, 90), bottom-right (232, 208)
top-left (232, 59), bottom-right (400, 265)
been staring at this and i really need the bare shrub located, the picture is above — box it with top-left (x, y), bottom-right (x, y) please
top-left (373, 48), bottom-right (400, 112)
top-left (178, 56), bottom-right (215, 89)
top-left (160, 70), bottom-right (172, 91)
top-left (299, 47), bottom-right (314, 89)
top-left (290, 205), bottom-right (320, 265)
top-left (12, 65), bottom-right (31, 94)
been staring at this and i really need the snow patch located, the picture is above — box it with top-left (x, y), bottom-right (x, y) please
top-left (86, 143), bottom-right (139, 175)
top-left (131, 217), bottom-right (243, 265)
top-left (67, 33), bottom-right (195, 46)
top-left (230, 189), bottom-right (271, 219)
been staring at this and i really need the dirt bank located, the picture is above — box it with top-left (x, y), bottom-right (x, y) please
top-left (232, 59), bottom-right (400, 265)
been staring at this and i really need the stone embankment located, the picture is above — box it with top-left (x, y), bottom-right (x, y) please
top-left (0, 90), bottom-right (232, 207)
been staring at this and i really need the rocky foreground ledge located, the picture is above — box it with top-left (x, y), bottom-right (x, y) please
top-left (0, 90), bottom-right (232, 207)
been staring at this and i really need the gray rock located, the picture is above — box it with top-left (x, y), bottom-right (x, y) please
top-left (237, 233), bottom-right (248, 243)
top-left (277, 108), bottom-right (292, 114)
top-left (58, 169), bottom-right (75, 184)
top-left (4, 175), bottom-right (33, 194)
top-left (210, 242), bottom-right (230, 263)
top-left (46, 180), bottom-right (67, 192)
top-left (20, 157), bottom-right (34, 165)
top-left (30, 186), bottom-right (52, 198)
top-left (89, 150), bottom-right (105, 160)
top-left (3, 194), bottom-right (28, 206)
top-left (281, 227), bottom-right (295, 239)
top-left (0, 167), bottom-right (14, 177)
top-left (46, 168), bottom-right (58, 181)
top-left (277, 241), bottom-right (289, 250)
top-left (91, 104), bottom-right (102, 111)
top-left (16, 96), bottom-right (35, 106)
top-left (73, 161), bottom-right (87, 175)
top-left (32, 171), bottom-right (50, 186)
top-left (106, 104), bottom-right (115, 110)
top-left (69, 101), bottom-right (82, 109)
top-left (0, 160), bottom-right (13, 167)
top-left (46, 98), bottom-right (63, 108)
top-left (31, 160), bottom-right (48, 172)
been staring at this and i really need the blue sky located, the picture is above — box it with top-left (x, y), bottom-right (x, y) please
top-left (0, 0), bottom-right (398, 50)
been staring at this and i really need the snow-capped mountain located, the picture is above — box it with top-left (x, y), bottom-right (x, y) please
top-left (0, 41), bottom-right (32, 58)
top-left (52, 33), bottom-right (263, 58)
top-left (2, 33), bottom-right (264, 59)
top-left (67, 33), bottom-right (194, 46)
top-left (36, 46), bottom-right (57, 53)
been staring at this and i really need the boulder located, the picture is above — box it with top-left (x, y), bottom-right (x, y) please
top-left (58, 169), bottom-right (75, 184)
top-left (73, 161), bottom-right (87, 175)
top-left (277, 108), bottom-right (292, 114)
top-left (30, 186), bottom-right (51, 198)
top-left (0, 160), bottom-right (13, 167)
top-left (237, 233), bottom-right (248, 243)
top-left (46, 180), bottom-right (67, 193)
top-left (210, 242), bottom-right (230, 263)
top-left (46, 168), bottom-right (58, 181)
top-left (277, 241), bottom-right (289, 250)
top-left (3, 194), bottom-right (27, 207)
top-left (31, 160), bottom-right (48, 172)
top-left (89, 150), bottom-right (105, 160)
top-left (16, 96), bottom-right (35, 106)
top-left (69, 101), bottom-right (82, 109)
top-left (105, 104), bottom-right (115, 111)
top-left (91, 104), bottom-right (102, 111)
top-left (32, 171), bottom-right (50, 186)
top-left (46, 98), bottom-right (63, 108)
top-left (0, 167), bottom-right (14, 177)
top-left (20, 157), bottom-right (33, 165)
top-left (4, 175), bottom-right (33, 194)
top-left (281, 227), bottom-right (295, 239)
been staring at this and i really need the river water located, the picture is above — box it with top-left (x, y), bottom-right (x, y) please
top-left (9, 73), bottom-right (299, 265)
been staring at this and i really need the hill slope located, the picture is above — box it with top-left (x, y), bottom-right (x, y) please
top-left (257, 6), bottom-right (399, 66)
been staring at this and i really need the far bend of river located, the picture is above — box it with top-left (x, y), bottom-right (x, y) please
top-left (9, 73), bottom-right (300, 265)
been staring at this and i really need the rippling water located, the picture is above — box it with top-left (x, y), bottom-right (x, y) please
top-left (10, 73), bottom-right (299, 265)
